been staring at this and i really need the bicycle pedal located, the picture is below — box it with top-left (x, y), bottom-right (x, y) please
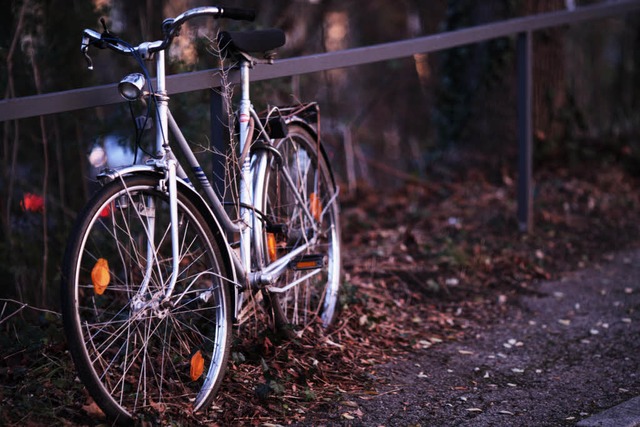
top-left (290, 254), bottom-right (325, 271)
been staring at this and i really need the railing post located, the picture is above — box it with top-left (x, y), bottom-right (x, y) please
top-left (517, 31), bottom-right (533, 233)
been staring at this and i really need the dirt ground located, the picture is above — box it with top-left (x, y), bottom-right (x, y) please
top-left (1, 161), bottom-right (640, 426)
top-left (302, 249), bottom-right (640, 426)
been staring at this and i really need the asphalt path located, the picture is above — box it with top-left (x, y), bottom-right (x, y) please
top-left (306, 249), bottom-right (640, 426)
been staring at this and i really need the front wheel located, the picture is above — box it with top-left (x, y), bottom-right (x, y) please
top-left (256, 124), bottom-right (342, 334)
top-left (61, 174), bottom-right (232, 424)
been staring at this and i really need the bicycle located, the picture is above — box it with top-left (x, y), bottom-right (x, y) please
top-left (60, 6), bottom-right (341, 424)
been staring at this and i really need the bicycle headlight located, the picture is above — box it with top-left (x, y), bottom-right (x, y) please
top-left (118, 73), bottom-right (146, 100)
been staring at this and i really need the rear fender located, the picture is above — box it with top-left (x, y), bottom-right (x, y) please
top-left (284, 116), bottom-right (339, 191)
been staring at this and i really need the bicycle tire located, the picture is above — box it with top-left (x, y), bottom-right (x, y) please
top-left (255, 124), bottom-right (342, 334)
top-left (61, 174), bottom-right (232, 424)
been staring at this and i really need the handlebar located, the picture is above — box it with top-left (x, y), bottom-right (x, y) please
top-left (81, 5), bottom-right (256, 69)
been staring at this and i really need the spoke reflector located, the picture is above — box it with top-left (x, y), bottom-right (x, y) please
top-left (190, 350), bottom-right (205, 381)
top-left (309, 192), bottom-right (322, 222)
top-left (91, 258), bottom-right (110, 295)
top-left (267, 233), bottom-right (278, 262)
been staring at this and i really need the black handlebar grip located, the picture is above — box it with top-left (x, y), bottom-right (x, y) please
top-left (222, 7), bottom-right (256, 21)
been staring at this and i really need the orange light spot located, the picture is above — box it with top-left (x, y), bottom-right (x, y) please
top-left (91, 258), bottom-right (110, 295)
top-left (21, 193), bottom-right (44, 213)
top-left (190, 350), bottom-right (205, 381)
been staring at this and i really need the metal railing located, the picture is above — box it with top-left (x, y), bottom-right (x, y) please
top-left (1, 0), bottom-right (639, 231)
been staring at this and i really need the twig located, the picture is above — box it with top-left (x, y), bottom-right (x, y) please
top-left (357, 387), bottom-right (403, 400)
top-left (355, 148), bottom-right (430, 188)
top-left (3, 0), bottom-right (27, 287)
top-left (23, 18), bottom-right (50, 305)
top-left (0, 298), bottom-right (61, 326)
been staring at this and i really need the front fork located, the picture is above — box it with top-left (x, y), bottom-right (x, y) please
top-left (163, 159), bottom-right (181, 300)
top-left (131, 159), bottom-right (180, 311)
top-left (136, 49), bottom-right (182, 304)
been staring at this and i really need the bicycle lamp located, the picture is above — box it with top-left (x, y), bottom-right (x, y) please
top-left (118, 73), bottom-right (146, 100)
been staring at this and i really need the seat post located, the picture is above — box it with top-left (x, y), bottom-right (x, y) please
top-left (239, 58), bottom-right (251, 132)
top-left (238, 58), bottom-right (253, 274)
top-left (238, 58), bottom-right (252, 173)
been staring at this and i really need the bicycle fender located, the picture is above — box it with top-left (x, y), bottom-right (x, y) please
top-left (96, 164), bottom-right (164, 182)
top-left (285, 117), bottom-right (339, 191)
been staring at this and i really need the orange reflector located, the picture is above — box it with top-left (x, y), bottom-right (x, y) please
top-left (91, 258), bottom-right (110, 295)
top-left (291, 254), bottom-right (325, 271)
top-left (309, 193), bottom-right (322, 222)
top-left (190, 350), bottom-right (204, 381)
top-left (267, 233), bottom-right (278, 262)
top-left (295, 260), bottom-right (319, 269)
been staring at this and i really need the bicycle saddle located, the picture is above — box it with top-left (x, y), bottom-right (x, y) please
top-left (218, 29), bottom-right (286, 56)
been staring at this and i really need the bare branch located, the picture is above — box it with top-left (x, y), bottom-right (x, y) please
top-left (0, 298), bottom-right (61, 326)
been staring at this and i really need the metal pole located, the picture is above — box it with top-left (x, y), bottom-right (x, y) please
top-left (517, 31), bottom-right (533, 233)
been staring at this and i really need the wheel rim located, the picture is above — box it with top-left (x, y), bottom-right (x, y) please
top-left (69, 182), bottom-right (229, 417)
top-left (266, 129), bottom-right (341, 330)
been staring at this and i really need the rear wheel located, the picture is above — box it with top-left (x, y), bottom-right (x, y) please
top-left (256, 124), bottom-right (342, 334)
top-left (61, 175), bottom-right (232, 424)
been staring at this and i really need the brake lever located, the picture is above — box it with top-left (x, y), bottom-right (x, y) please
top-left (81, 36), bottom-right (94, 70)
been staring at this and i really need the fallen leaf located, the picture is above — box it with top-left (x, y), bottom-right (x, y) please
top-left (418, 340), bottom-right (432, 349)
top-left (149, 399), bottom-right (167, 413)
top-left (82, 400), bottom-right (105, 418)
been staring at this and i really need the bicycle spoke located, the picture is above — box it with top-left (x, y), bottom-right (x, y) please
top-left (257, 125), bottom-right (341, 334)
top-left (63, 177), bottom-right (231, 422)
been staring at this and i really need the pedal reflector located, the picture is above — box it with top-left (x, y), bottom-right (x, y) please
top-left (291, 254), bottom-right (325, 271)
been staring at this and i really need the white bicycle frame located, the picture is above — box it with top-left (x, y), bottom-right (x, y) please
top-left (102, 50), bottom-right (322, 316)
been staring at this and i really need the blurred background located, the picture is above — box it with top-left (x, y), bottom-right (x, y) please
top-left (1, 0), bottom-right (639, 308)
